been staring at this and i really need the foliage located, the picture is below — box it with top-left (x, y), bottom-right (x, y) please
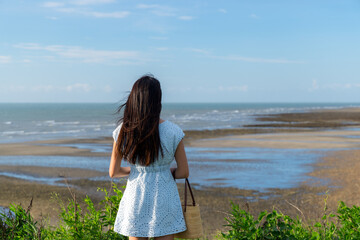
top-left (0, 183), bottom-right (127, 240)
top-left (0, 198), bottom-right (43, 240)
top-left (336, 201), bottom-right (360, 239)
top-left (2, 183), bottom-right (360, 240)
top-left (220, 199), bottom-right (360, 240)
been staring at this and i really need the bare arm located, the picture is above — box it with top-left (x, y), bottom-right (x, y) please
top-left (109, 141), bottom-right (131, 178)
top-left (172, 140), bottom-right (189, 179)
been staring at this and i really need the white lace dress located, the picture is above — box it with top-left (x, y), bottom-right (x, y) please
top-left (112, 120), bottom-right (187, 237)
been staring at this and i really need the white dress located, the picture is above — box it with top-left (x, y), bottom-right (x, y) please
top-left (113, 120), bottom-right (187, 237)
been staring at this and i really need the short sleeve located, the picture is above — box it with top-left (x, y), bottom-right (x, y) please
top-left (112, 123), bottom-right (122, 143)
top-left (172, 124), bottom-right (185, 153)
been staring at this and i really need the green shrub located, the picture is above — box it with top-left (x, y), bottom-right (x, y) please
top-left (46, 182), bottom-right (127, 240)
top-left (3, 183), bottom-right (360, 240)
top-left (0, 198), bottom-right (43, 240)
top-left (220, 202), bottom-right (310, 239)
top-left (336, 201), bottom-right (360, 239)
top-left (0, 183), bottom-right (127, 240)
top-left (220, 200), bottom-right (360, 240)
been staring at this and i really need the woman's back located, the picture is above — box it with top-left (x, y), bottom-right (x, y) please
top-left (113, 120), bottom-right (187, 237)
top-left (113, 120), bottom-right (184, 168)
top-left (109, 75), bottom-right (188, 239)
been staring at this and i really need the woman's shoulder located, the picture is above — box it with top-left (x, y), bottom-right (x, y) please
top-left (112, 122), bottom-right (123, 142)
top-left (160, 120), bottom-right (184, 137)
top-left (161, 120), bottom-right (182, 130)
top-left (160, 121), bottom-right (185, 151)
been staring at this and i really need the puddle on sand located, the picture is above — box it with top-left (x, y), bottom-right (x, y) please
top-left (184, 147), bottom-right (339, 191)
top-left (0, 146), bottom-right (346, 192)
top-left (38, 143), bottom-right (112, 153)
top-left (0, 172), bottom-right (71, 187)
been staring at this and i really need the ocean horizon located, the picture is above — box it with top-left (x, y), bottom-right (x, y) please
top-left (1, 102), bottom-right (360, 143)
top-left (1, 102), bottom-right (360, 190)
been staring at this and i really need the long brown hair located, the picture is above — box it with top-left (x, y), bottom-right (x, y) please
top-left (115, 75), bottom-right (163, 166)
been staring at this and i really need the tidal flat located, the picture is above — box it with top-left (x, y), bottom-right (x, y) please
top-left (1, 108), bottom-right (360, 238)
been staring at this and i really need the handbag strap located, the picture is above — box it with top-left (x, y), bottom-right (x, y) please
top-left (184, 178), bottom-right (196, 212)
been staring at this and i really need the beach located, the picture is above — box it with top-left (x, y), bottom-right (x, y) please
top-left (1, 107), bottom-right (360, 238)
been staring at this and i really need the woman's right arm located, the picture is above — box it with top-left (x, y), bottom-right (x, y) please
top-left (109, 141), bottom-right (131, 178)
top-left (173, 140), bottom-right (189, 179)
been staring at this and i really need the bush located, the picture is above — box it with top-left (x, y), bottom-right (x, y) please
top-left (220, 202), bottom-right (310, 239)
top-left (220, 200), bottom-right (360, 240)
top-left (336, 201), bottom-right (360, 239)
top-left (0, 183), bottom-right (127, 240)
top-left (0, 198), bottom-right (44, 240)
top-left (3, 183), bottom-right (360, 240)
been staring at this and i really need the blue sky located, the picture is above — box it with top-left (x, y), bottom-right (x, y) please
top-left (0, 0), bottom-right (359, 103)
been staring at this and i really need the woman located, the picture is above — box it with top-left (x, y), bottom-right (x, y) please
top-left (109, 75), bottom-right (189, 240)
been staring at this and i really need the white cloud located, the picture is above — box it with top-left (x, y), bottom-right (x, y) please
top-left (136, 4), bottom-right (158, 9)
top-left (250, 13), bottom-right (259, 19)
top-left (187, 49), bottom-right (302, 64)
top-left (3, 85), bottom-right (26, 92)
top-left (136, 4), bottom-right (172, 11)
top-left (178, 16), bottom-right (194, 21)
top-left (187, 48), bottom-right (211, 55)
top-left (70, 0), bottom-right (115, 5)
top-left (32, 85), bottom-right (56, 92)
top-left (308, 79), bottom-right (319, 92)
top-left (136, 4), bottom-right (176, 17)
top-left (57, 47), bottom-right (137, 62)
top-left (42, 1), bottom-right (129, 19)
top-left (56, 8), bottom-right (129, 18)
top-left (14, 43), bottom-right (141, 64)
top-left (46, 16), bottom-right (59, 20)
top-left (308, 80), bottom-right (360, 92)
top-left (66, 83), bottom-right (91, 92)
top-left (3, 84), bottom-right (92, 93)
top-left (43, 2), bottom-right (64, 8)
top-left (103, 85), bottom-right (112, 92)
top-left (218, 8), bottom-right (227, 14)
top-left (43, 0), bottom-right (115, 7)
top-left (57, 7), bottom-right (77, 13)
top-left (325, 83), bottom-right (360, 90)
top-left (86, 11), bottom-right (129, 18)
top-left (214, 55), bottom-right (304, 64)
top-left (0, 56), bottom-right (11, 64)
top-left (136, 4), bottom-right (194, 21)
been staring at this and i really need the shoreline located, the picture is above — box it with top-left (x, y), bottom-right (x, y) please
top-left (1, 107), bottom-right (360, 238)
top-left (1, 107), bottom-right (359, 156)
top-left (1, 147), bottom-right (358, 237)
top-left (1, 127), bottom-right (358, 155)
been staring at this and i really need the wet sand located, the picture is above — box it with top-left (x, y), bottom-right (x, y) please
top-left (245, 107), bottom-right (360, 128)
top-left (1, 128), bottom-right (359, 156)
top-left (190, 129), bottom-right (360, 149)
top-left (0, 153), bottom-right (356, 238)
top-left (0, 140), bottom-right (111, 156)
top-left (1, 108), bottom-right (360, 238)
top-left (0, 165), bottom-right (106, 178)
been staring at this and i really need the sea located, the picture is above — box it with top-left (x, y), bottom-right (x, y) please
top-left (1, 102), bottom-right (359, 143)
top-left (1, 102), bottom-right (360, 191)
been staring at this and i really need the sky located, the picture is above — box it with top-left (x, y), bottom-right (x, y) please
top-left (0, 0), bottom-right (360, 103)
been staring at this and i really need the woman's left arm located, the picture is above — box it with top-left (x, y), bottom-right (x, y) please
top-left (109, 141), bottom-right (131, 178)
